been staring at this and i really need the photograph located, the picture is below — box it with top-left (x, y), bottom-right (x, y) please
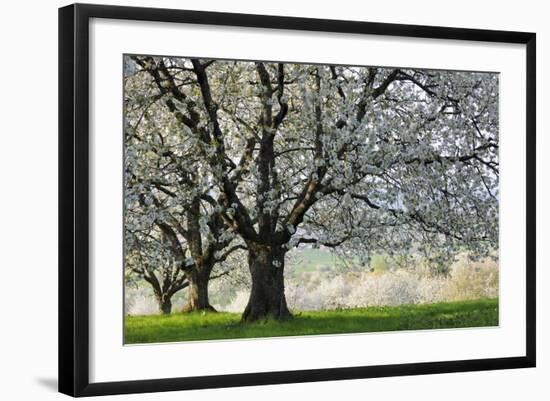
top-left (0, 0), bottom-right (542, 399)
top-left (123, 55), bottom-right (500, 344)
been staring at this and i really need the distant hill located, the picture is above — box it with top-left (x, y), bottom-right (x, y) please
top-left (288, 248), bottom-right (339, 274)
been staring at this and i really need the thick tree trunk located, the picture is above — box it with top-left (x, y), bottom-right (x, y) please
top-left (242, 243), bottom-right (291, 322)
top-left (156, 294), bottom-right (172, 315)
top-left (182, 270), bottom-right (216, 312)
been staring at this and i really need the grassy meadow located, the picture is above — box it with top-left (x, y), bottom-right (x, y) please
top-left (125, 298), bottom-right (498, 344)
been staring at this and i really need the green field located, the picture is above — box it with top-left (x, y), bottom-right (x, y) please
top-left (289, 248), bottom-right (337, 273)
top-left (125, 299), bottom-right (498, 344)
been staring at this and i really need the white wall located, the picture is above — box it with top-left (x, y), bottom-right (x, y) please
top-left (0, 0), bottom-right (547, 399)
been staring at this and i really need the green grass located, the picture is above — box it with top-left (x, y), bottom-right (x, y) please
top-left (125, 299), bottom-right (498, 344)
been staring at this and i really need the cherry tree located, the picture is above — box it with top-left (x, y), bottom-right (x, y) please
top-left (125, 222), bottom-right (239, 314)
top-left (124, 61), bottom-right (245, 311)
top-left (130, 56), bottom-right (498, 321)
top-left (125, 226), bottom-right (189, 314)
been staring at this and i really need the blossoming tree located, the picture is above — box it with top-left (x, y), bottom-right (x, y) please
top-left (125, 62), bottom-right (245, 312)
top-left (128, 55), bottom-right (499, 321)
top-left (125, 225), bottom-right (189, 314)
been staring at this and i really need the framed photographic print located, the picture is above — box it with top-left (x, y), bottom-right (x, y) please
top-left (58, 3), bottom-right (536, 397)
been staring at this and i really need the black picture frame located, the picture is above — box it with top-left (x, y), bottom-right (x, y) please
top-left (58, 3), bottom-right (536, 397)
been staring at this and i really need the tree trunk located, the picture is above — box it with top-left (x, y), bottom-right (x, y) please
top-left (156, 294), bottom-right (172, 315)
top-left (242, 243), bottom-right (291, 322)
top-left (182, 270), bottom-right (216, 312)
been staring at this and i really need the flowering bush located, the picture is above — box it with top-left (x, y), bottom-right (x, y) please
top-left (125, 286), bottom-right (158, 315)
top-left (217, 290), bottom-right (250, 313)
top-left (441, 254), bottom-right (499, 301)
top-left (127, 253), bottom-right (498, 314)
top-left (221, 255), bottom-right (498, 312)
top-left (125, 285), bottom-right (189, 315)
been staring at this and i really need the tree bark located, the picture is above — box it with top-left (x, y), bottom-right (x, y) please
top-left (160, 297), bottom-right (172, 315)
top-left (182, 269), bottom-right (216, 312)
top-left (242, 243), bottom-right (291, 322)
top-left (154, 293), bottom-right (173, 315)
